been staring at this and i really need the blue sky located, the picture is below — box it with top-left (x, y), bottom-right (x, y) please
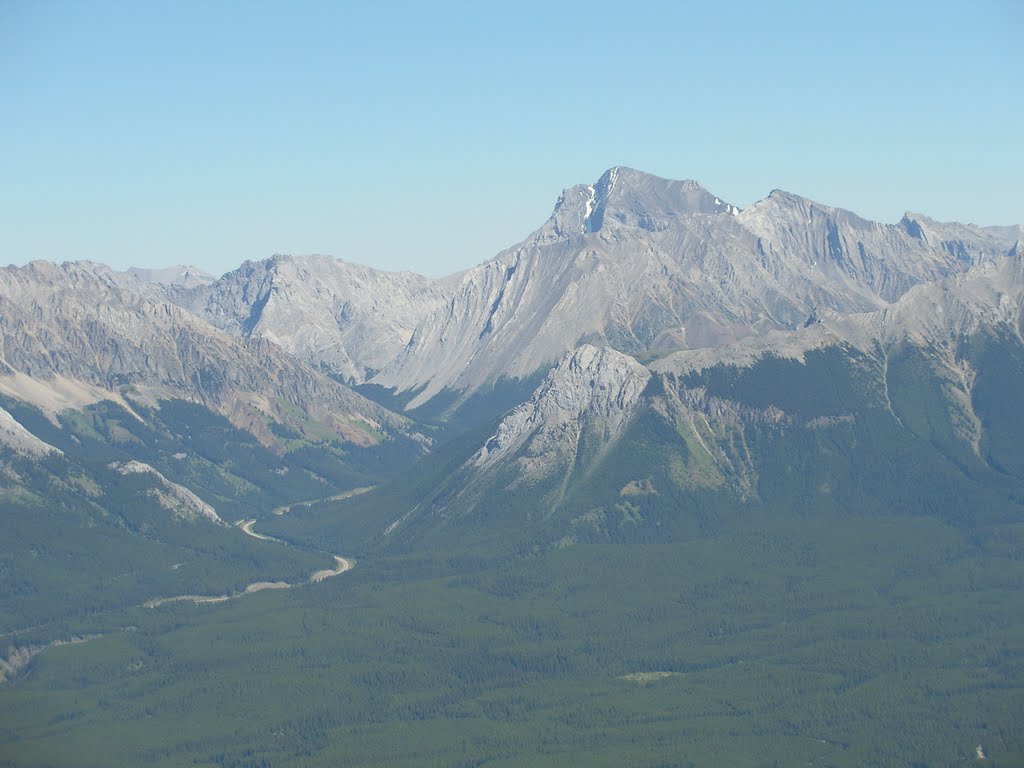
top-left (2, 0), bottom-right (1021, 277)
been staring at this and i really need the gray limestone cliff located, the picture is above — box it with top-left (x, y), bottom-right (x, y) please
top-left (181, 255), bottom-right (458, 383)
top-left (469, 344), bottom-right (651, 479)
top-left (373, 168), bottom-right (1020, 408)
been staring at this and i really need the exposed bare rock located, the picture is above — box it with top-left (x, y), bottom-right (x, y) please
top-left (110, 460), bottom-right (222, 523)
top-left (816, 250), bottom-right (1024, 350)
top-left (374, 168), bottom-right (1017, 408)
top-left (181, 254), bottom-right (458, 383)
top-left (649, 251), bottom-right (1023, 396)
top-left (736, 192), bottom-right (1009, 304)
top-left (462, 252), bottom-right (1024, 509)
top-left (0, 371), bottom-right (142, 420)
top-left (0, 261), bottom-right (412, 448)
top-left (0, 405), bottom-right (61, 456)
top-left (648, 323), bottom-right (842, 378)
top-left (469, 345), bottom-right (650, 481)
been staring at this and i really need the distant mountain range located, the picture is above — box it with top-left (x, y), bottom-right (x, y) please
top-left (3, 167), bottom-right (1022, 768)
top-left (126, 264), bottom-right (216, 289)
top-left (178, 254), bottom-right (459, 384)
top-left (139, 168), bottom-right (1018, 411)
top-left (0, 260), bottom-right (408, 450)
top-left (1, 166), bottom-right (1021, 560)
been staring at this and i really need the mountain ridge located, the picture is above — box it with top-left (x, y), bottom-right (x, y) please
top-left (371, 168), bottom-right (1020, 407)
top-left (6, 169), bottom-right (1018, 427)
top-left (371, 249), bottom-right (1024, 551)
top-left (180, 254), bottom-right (460, 384)
top-left (0, 260), bottom-right (414, 451)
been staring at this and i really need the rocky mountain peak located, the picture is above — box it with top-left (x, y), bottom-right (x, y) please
top-left (746, 189), bottom-right (873, 230)
top-left (547, 167), bottom-right (737, 239)
top-left (899, 213), bottom-right (928, 241)
top-left (178, 254), bottom-right (454, 384)
top-left (376, 170), bottom-right (1023, 409)
top-left (126, 265), bottom-right (216, 289)
top-left (895, 213), bottom-right (1021, 264)
top-left (469, 345), bottom-right (650, 472)
top-left (542, 344), bottom-right (651, 416)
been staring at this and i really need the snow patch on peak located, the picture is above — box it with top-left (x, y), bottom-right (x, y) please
top-left (582, 185), bottom-right (597, 233)
top-left (606, 166), bottom-right (620, 192)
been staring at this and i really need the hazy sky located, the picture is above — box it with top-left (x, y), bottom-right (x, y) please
top-left (2, 0), bottom-right (1021, 277)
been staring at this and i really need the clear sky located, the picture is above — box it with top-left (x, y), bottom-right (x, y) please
top-left (2, 0), bottom-right (1021, 277)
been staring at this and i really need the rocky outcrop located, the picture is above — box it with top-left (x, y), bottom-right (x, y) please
top-left (819, 249), bottom-right (1024, 350)
top-left (110, 460), bottom-right (222, 524)
top-left (0, 405), bottom-right (61, 456)
top-left (469, 345), bottom-right (650, 480)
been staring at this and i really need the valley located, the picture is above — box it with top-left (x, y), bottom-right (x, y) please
top-left (2, 515), bottom-right (1020, 767)
top-left (138, 517), bottom-right (355, 608)
top-left (1, 169), bottom-right (1022, 767)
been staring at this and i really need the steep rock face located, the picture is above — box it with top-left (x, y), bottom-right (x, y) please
top-left (374, 168), bottom-right (1018, 408)
top-left (182, 255), bottom-right (457, 383)
top-left (110, 460), bottom-right (222, 524)
top-left (825, 250), bottom-right (1024, 349)
top-left (649, 251), bottom-right (1024, 398)
top-left (380, 345), bottom-right (652, 541)
top-left (374, 168), bottom-right (774, 407)
top-left (546, 166), bottom-right (738, 239)
top-left (0, 261), bottom-right (409, 447)
top-left (0, 405), bottom-right (61, 455)
top-left (898, 213), bottom-right (1021, 265)
top-left (469, 344), bottom-right (651, 480)
top-left (737, 192), bottom-right (1012, 304)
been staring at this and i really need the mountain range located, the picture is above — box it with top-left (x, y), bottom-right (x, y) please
top-left (2, 168), bottom-right (1020, 545)
top-left (124, 167), bottom-right (1019, 412)
top-left (3, 167), bottom-right (1023, 767)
